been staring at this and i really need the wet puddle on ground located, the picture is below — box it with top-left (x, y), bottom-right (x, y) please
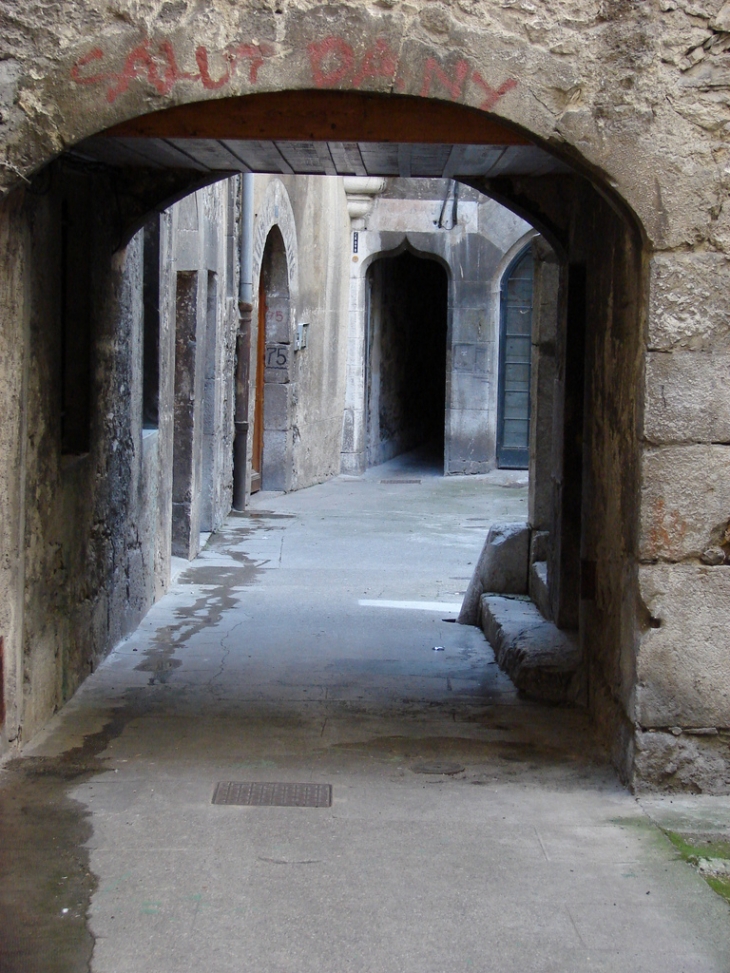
top-left (0, 704), bottom-right (145, 972)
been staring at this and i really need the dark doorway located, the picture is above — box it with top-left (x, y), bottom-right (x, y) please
top-left (497, 247), bottom-right (534, 469)
top-left (366, 251), bottom-right (448, 469)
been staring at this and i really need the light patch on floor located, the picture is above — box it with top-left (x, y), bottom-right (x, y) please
top-left (358, 599), bottom-right (463, 612)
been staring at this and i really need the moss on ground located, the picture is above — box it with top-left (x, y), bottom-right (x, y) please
top-left (706, 876), bottom-right (730, 905)
top-left (665, 831), bottom-right (730, 863)
top-left (665, 830), bottom-right (730, 905)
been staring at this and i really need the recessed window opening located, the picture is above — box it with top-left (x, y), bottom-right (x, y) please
top-left (497, 247), bottom-right (534, 470)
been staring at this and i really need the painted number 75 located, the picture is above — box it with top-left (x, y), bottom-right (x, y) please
top-left (266, 345), bottom-right (289, 367)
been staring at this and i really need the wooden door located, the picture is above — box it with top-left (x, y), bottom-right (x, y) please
top-left (251, 274), bottom-right (266, 493)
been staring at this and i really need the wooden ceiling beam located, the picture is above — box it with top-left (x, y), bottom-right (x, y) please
top-left (103, 90), bottom-right (531, 146)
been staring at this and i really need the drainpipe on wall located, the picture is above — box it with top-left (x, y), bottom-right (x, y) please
top-left (233, 173), bottom-right (254, 511)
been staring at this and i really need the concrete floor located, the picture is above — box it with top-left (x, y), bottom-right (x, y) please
top-left (6, 453), bottom-right (730, 972)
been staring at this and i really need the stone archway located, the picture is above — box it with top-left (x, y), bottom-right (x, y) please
top-left (0, 3), bottom-right (728, 790)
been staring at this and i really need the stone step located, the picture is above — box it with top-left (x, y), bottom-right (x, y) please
top-left (529, 560), bottom-right (551, 621)
top-left (480, 594), bottom-right (583, 704)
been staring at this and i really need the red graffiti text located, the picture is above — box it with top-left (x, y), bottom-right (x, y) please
top-left (71, 39), bottom-right (274, 103)
top-left (71, 34), bottom-right (518, 113)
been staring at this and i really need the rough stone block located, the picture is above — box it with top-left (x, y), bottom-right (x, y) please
top-left (530, 561), bottom-right (551, 621)
top-left (648, 253), bottom-right (730, 352)
top-left (639, 444), bottom-right (730, 560)
top-left (452, 279), bottom-right (491, 309)
top-left (458, 522), bottom-right (529, 624)
top-left (263, 342), bottom-right (291, 385)
top-left (263, 383), bottom-right (291, 432)
top-left (530, 530), bottom-right (549, 563)
top-left (175, 228), bottom-right (200, 273)
top-left (452, 343), bottom-right (476, 371)
top-left (480, 523), bottom-right (530, 593)
top-left (171, 501), bottom-right (196, 559)
top-left (637, 564), bottom-right (730, 728)
top-left (447, 410), bottom-right (493, 458)
top-left (262, 431), bottom-right (288, 492)
top-left (340, 408), bottom-right (355, 453)
top-left (644, 351), bottom-right (730, 444)
top-left (633, 728), bottom-right (730, 795)
top-left (448, 370), bottom-right (489, 413)
top-left (480, 595), bottom-right (582, 703)
top-left (204, 220), bottom-right (218, 271)
top-left (265, 303), bottom-right (291, 343)
top-left (452, 307), bottom-right (492, 345)
top-left (473, 343), bottom-right (493, 376)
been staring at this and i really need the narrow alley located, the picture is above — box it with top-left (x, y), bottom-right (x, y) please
top-left (3, 454), bottom-right (729, 973)
top-left (4, 4), bottom-right (730, 970)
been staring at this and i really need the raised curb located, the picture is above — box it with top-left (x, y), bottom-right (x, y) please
top-left (480, 594), bottom-right (583, 704)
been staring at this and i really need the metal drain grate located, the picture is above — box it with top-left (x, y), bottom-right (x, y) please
top-left (212, 781), bottom-right (332, 807)
top-left (380, 479), bottom-right (421, 484)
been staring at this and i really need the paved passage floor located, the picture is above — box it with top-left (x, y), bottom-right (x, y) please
top-left (3, 455), bottom-right (730, 972)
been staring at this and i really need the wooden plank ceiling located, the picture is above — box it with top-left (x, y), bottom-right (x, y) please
top-left (69, 92), bottom-right (570, 179)
top-left (71, 136), bottom-right (569, 178)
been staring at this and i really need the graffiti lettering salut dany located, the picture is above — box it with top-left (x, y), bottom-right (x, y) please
top-left (70, 35), bottom-right (518, 110)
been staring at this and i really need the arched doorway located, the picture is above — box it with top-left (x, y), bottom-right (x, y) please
top-left (496, 246), bottom-right (533, 470)
top-left (366, 250), bottom-right (448, 469)
top-left (252, 225), bottom-right (292, 493)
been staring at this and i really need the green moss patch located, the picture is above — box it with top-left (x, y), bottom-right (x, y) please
top-left (664, 830), bottom-right (730, 906)
top-left (706, 876), bottom-right (730, 905)
top-left (665, 831), bottom-right (730, 865)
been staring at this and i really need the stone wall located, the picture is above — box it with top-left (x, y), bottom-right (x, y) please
top-left (0, 169), bottom-right (238, 753)
top-left (171, 183), bottom-right (239, 557)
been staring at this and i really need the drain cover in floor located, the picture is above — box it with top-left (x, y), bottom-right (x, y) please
top-left (411, 761), bottom-right (465, 776)
top-left (380, 479), bottom-right (421, 484)
top-left (212, 781), bottom-right (332, 807)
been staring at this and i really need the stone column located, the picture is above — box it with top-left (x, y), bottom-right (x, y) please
top-left (171, 269), bottom-right (207, 559)
top-left (340, 177), bottom-right (385, 475)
